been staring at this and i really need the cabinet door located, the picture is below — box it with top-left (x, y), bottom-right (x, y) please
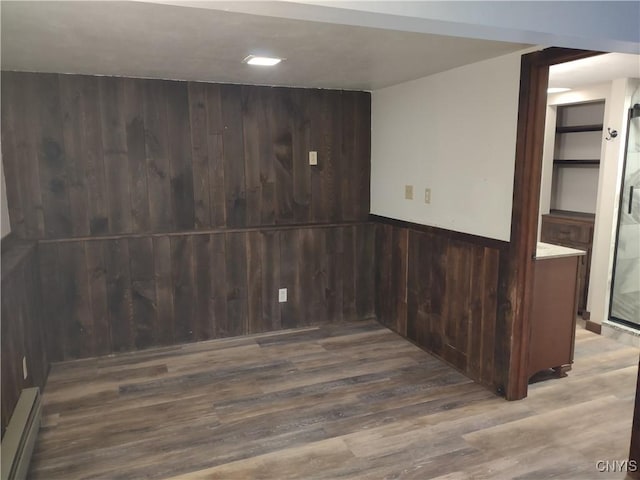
top-left (529, 256), bottom-right (580, 377)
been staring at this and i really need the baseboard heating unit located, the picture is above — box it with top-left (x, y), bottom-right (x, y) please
top-left (1, 388), bottom-right (42, 480)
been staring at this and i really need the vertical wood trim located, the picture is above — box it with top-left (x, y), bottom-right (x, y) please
top-left (129, 236), bottom-right (157, 349)
top-left (224, 232), bottom-right (248, 337)
top-left (82, 76), bottom-right (109, 235)
top-left (143, 80), bottom-right (174, 232)
top-left (165, 81), bottom-right (196, 231)
top-left (204, 85), bottom-right (226, 227)
top-left (59, 75), bottom-right (91, 237)
top-left (246, 230), bottom-right (264, 333)
top-left (153, 236), bottom-right (174, 345)
top-left (220, 84), bottom-right (247, 228)
top-left (33, 74), bottom-right (70, 238)
top-left (85, 240), bottom-right (111, 355)
top-left (170, 235), bottom-right (195, 342)
top-left (188, 83), bottom-right (213, 230)
top-left (505, 48), bottom-right (602, 400)
top-left (209, 233), bottom-right (227, 338)
top-left (261, 230), bottom-right (281, 331)
top-left (192, 233), bottom-right (213, 340)
top-left (105, 238), bottom-right (134, 353)
top-left (99, 76), bottom-right (132, 234)
top-left (124, 79), bottom-right (151, 233)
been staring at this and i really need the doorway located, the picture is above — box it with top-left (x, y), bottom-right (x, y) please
top-left (506, 47), bottom-right (602, 401)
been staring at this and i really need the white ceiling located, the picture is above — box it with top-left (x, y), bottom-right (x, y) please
top-left (0, 0), bottom-right (530, 90)
top-left (549, 53), bottom-right (640, 89)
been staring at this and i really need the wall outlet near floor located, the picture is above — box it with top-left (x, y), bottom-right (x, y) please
top-left (279, 288), bottom-right (288, 303)
top-left (22, 356), bottom-right (28, 380)
top-left (309, 151), bottom-right (318, 166)
top-left (405, 185), bottom-right (414, 200)
top-left (424, 188), bottom-right (431, 204)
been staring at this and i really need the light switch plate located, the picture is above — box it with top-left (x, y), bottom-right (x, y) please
top-left (405, 185), bottom-right (414, 200)
top-left (424, 188), bottom-right (431, 204)
top-left (279, 288), bottom-right (288, 303)
top-left (309, 151), bottom-right (318, 166)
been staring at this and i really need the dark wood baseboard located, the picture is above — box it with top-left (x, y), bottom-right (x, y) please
top-left (585, 320), bottom-right (602, 335)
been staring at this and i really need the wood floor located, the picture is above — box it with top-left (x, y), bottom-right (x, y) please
top-left (29, 320), bottom-right (639, 480)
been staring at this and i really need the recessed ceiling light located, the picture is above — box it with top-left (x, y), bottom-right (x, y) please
top-left (243, 55), bottom-right (282, 66)
top-left (547, 87), bottom-right (571, 93)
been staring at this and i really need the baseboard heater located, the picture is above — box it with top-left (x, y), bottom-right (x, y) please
top-left (1, 388), bottom-right (42, 480)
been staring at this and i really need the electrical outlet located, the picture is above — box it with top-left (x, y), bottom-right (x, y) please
top-left (405, 185), bottom-right (414, 200)
top-left (22, 356), bottom-right (28, 380)
top-left (309, 151), bottom-right (318, 166)
top-left (279, 288), bottom-right (288, 303)
top-left (424, 188), bottom-right (431, 204)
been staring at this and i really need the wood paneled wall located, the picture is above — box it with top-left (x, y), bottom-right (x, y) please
top-left (1, 239), bottom-right (48, 437)
top-left (1, 71), bottom-right (373, 362)
top-left (1, 72), bottom-right (370, 239)
top-left (374, 217), bottom-right (508, 391)
top-left (39, 224), bottom-right (374, 361)
top-left (38, 224), bottom-right (375, 362)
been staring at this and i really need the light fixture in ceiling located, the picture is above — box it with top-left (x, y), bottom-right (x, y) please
top-left (243, 55), bottom-right (282, 66)
top-left (547, 87), bottom-right (571, 94)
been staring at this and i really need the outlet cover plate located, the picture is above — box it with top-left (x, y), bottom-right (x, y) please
top-left (309, 151), bottom-right (318, 166)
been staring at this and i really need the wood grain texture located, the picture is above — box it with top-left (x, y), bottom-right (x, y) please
top-left (1, 240), bottom-right (48, 438)
top-left (1, 72), bottom-right (370, 239)
top-left (28, 322), bottom-right (639, 480)
top-left (37, 224), bottom-right (376, 361)
top-left (374, 219), bottom-right (503, 391)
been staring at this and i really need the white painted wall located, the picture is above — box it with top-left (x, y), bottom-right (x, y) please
top-left (370, 49), bottom-right (526, 241)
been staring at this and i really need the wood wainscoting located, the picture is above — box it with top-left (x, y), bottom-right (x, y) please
top-left (38, 223), bottom-right (376, 363)
top-left (1, 238), bottom-right (48, 437)
top-left (372, 215), bottom-right (509, 392)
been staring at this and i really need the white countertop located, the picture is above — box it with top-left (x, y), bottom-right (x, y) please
top-left (536, 242), bottom-right (586, 260)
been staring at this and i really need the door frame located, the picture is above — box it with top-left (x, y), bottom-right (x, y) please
top-left (505, 47), bottom-right (603, 400)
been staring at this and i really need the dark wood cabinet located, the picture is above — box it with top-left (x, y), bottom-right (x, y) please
top-left (528, 251), bottom-right (582, 379)
top-left (541, 210), bottom-right (595, 318)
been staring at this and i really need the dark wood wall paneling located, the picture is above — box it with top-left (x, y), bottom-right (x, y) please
top-left (38, 225), bottom-right (375, 362)
top-left (1, 239), bottom-right (48, 437)
top-left (1, 71), bottom-right (373, 362)
top-left (373, 216), bottom-right (507, 391)
top-left (1, 72), bottom-right (371, 238)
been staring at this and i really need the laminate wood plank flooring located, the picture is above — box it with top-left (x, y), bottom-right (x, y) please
top-left (28, 321), bottom-right (639, 480)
